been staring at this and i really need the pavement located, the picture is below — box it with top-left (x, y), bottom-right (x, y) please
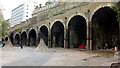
top-left (0, 48), bottom-right (2, 68)
top-left (0, 46), bottom-right (120, 66)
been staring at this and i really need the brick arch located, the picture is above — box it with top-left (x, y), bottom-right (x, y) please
top-left (28, 28), bottom-right (37, 35)
top-left (28, 28), bottom-right (37, 46)
top-left (5, 36), bottom-right (9, 41)
top-left (14, 32), bottom-right (20, 39)
top-left (38, 25), bottom-right (49, 46)
top-left (51, 21), bottom-right (64, 48)
top-left (14, 33), bottom-right (20, 45)
top-left (21, 30), bottom-right (28, 38)
top-left (66, 13), bottom-right (87, 27)
top-left (21, 30), bottom-right (27, 34)
top-left (21, 31), bottom-right (28, 46)
top-left (91, 5), bottom-right (119, 50)
top-left (50, 19), bottom-right (65, 30)
top-left (39, 24), bottom-right (49, 31)
top-left (91, 4), bottom-right (112, 18)
top-left (28, 28), bottom-right (37, 39)
top-left (4, 35), bottom-right (9, 41)
top-left (67, 15), bottom-right (87, 48)
top-left (67, 15), bottom-right (87, 27)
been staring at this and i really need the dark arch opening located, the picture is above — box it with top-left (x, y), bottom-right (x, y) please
top-left (28, 29), bottom-right (36, 46)
top-left (15, 34), bottom-right (20, 45)
top-left (51, 21), bottom-right (64, 48)
top-left (68, 15), bottom-right (87, 48)
top-left (9, 32), bottom-right (14, 45)
top-left (39, 26), bottom-right (48, 46)
top-left (2, 38), bottom-right (4, 42)
top-left (92, 7), bottom-right (119, 50)
top-left (2, 38), bottom-right (4, 44)
top-left (5, 37), bottom-right (8, 41)
top-left (21, 31), bottom-right (27, 46)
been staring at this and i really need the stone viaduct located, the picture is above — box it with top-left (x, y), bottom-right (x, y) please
top-left (6, 2), bottom-right (120, 50)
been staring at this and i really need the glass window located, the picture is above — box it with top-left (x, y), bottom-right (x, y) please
top-left (26, 15), bottom-right (28, 17)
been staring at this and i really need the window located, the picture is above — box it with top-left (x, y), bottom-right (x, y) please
top-left (26, 15), bottom-right (28, 17)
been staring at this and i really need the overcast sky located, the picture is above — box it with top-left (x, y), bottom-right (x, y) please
top-left (0, 0), bottom-right (48, 20)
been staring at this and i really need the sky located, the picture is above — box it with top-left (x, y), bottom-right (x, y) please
top-left (0, 0), bottom-right (48, 20)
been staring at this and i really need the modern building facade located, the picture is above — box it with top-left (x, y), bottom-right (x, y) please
top-left (10, 1), bottom-right (38, 27)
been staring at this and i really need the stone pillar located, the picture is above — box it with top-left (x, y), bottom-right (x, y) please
top-left (64, 28), bottom-right (68, 48)
top-left (86, 21), bottom-right (90, 50)
top-left (13, 35), bottom-right (15, 45)
top-left (89, 21), bottom-right (92, 50)
top-left (36, 26), bottom-right (39, 46)
top-left (48, 32), bottom-right (51, 48)
top-left (85, 9), bottom-right (92, 50)
top-left (52, 36), bottom-right (55, 47)
top-left (48, 22), bottom-right (51, 48)
top-left (64, 17), bottom-right (68, 48)
top-left (36, 32), bottom-right (38, 46)
top-left (27, 33), bottom-right (29, 46)
top-left (19, 33), bottom-right (21, 45)
top-left (86, 21), bottom-right (93, 50)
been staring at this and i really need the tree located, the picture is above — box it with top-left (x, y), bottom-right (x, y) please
top-left (112, 1), bottom-right (120, 22)
top-left (0, 18), bottom-right (10, 38)
top-left (0, 8), bottom-right (10, 39)
top-left (2, 21), bottom-right (10, 37)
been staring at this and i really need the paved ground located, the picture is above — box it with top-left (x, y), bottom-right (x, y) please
top-left (0, 47), bottom-right (2, 68)
top-left (0, 46), bottom-right (120, 66)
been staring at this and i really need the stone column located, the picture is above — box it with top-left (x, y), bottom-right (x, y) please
top-left (64, 27), bottom-right (69, 48)
top-left (86, 20), bottom-right (90, 50)
top-left (36, 26), bottom-right (40, 46)
top-left (19, 33), bottom-right (21, 45)
top-left (48, 32), bottom-right (51, 48)
top-left (13, 35), bottom-right (16, 45)
top-left (36, 32), bottom-right (38, 46)
top-left (48, 22), bottom-right (51, 48)
top-left (85, 9), bottom-right (92, 50)
top-left (89, 21), bottom-right (92, 50)
top-left (64, 17), bottom-right (68, 48)
top-left (27, 33), bottom-right (29, 46)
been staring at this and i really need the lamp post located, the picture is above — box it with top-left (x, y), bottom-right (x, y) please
top-left (85, 9), bottom-right (92, 50)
